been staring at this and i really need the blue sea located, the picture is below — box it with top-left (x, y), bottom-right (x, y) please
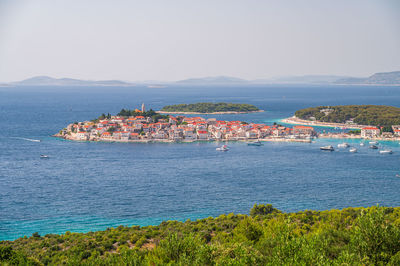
top-left (1, 84), bottom-right (400, 241)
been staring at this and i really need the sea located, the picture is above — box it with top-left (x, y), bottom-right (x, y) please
top-left (1, 84), bottom-right (400, 241)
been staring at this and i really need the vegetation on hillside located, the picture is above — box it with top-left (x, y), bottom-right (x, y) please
top-left (2, 205), bottom-right (400, 265)
top-left (295, 105), bottom-right (400, 127)
top-left (115, 109), bottom-right (169, 122)
top-left (161, 102), bottom-right (260, 113)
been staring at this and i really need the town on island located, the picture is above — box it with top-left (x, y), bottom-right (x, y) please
top-left (54, 103), bottom-right (400, 143)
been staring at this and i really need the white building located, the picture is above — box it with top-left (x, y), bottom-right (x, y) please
top-left (361, 127), bottom-right (380, 138)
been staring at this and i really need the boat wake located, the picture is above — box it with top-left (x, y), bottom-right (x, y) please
top-left (10, 137), bottom-right (41, 142)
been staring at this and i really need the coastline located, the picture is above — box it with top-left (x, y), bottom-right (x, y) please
top-left (156, 110), bottom-right (264, 115)
top-left (53, 134), bottom-right (311, 143)
top-left (281, 116), bottom-right (400, 142)
top-left (280, 116), bottom-right (366, 129)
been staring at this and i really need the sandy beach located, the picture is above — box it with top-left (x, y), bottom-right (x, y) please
top-left (280, 116), bottom-right (367, 129)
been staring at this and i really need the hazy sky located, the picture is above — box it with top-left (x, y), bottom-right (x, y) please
top-left (0, 0), bottom-right (399, 82)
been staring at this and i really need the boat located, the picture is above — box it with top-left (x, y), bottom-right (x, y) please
top-left (369, 145), bottom-right (378, 149)
top-left (360, 143), bottom-right (365, 146)
top-left (396, 174), bottom-right (400, 178)
top-left (40, 155), bottom-right (50, 159)
top-left (379, 149), bottom-right (393, 154)
top-left (216, 145), bottom-right (229, 151)
top-left (369, 141), bottom-right (379, 145)
top-left (320, 145), bottom-right (334, 151)
top-left (11, 137), bottom-right (41, 142)
top-left (337, 143), bottom-right (349, 148)
top-left (349, 147), bottom-right (357, 153)
top-left (247, 141), bottom-right (263, 146)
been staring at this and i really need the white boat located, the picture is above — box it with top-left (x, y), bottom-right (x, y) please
top-left (349, 147), bottom-right (357, 153)
top-left (369, 141), bottom-right (379, 145)
top-left (360, 143), bottom-right (365, 146)
top-left (216, 145), bottom-right (229, 151)
top-left (320, 145), bottom-right (334, 151)
top-left (338, 143), bottom-right (349, 148)
top-left (247, 141), bottom-right (263, 146)
top-left (40, 154), bottom-right (50, 159)
top-left (369, 145), bottom-right (379, 149)
top-left (379, 149), bottom-right (393, 154)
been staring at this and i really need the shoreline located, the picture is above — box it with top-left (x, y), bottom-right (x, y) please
top-left (156, 110), bottom-right (264, 115)
top-left (53, 134), bottom-right (311, 143)
top-left (280, 116), bottom-right (366, 129)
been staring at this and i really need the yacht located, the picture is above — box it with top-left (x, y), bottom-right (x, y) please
top-left (379, 149), bottom-right (393, 154)
top-left (247, 141), bottom-right (263, 146)
top-left (360, 142), bottom-right (365, 146)
top-left (40, 155), bottom-right (50, 159)
top-left (349, 147), bottom-right (357, 153)
top-left (216, 145), bottom-right (229, 151)
top-left (320, 145), bottom-right (334, 151)
top-left (369, 145), bottom-right (378, 149)
top-left (369, 141), bottom-right (379, 145)
top-left (338, 143), bottom-right (349, 148)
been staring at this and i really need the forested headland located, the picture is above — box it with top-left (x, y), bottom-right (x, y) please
top-left (1, 205), bottom-right (400, 265)
top-left (295, 105), bottom-right (400, 127)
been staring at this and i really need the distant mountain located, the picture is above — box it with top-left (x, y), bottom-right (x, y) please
top-left (176, 76), bottom-right (249, 85)
top-left (336, 71), bottom-right (400, 85)
top-left (254, 75), bottom-right (351, 84)
top-left (9, 71), bottom-right (400, 87)
top-left (13, 76), bottom-right (133, 86)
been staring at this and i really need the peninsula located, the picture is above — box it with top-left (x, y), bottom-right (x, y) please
top-left (54, 104), bottom-right (314, 143)
top-left (158, 102), bottom-right (263, 114)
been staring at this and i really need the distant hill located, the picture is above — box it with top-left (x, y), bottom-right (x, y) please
top-left (176, 76), bottom-right (249, 85)
top-left (12, 76), bottom-right (133, 86)
top-left (336, 71), bottom-right (400, 85)
top-left (8, 71), bottom-right (400, 87)
top-left (255, 75), bottom-right (351, 84)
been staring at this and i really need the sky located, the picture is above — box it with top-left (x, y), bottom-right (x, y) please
top-left (0, 0), bottom-right (399, 82)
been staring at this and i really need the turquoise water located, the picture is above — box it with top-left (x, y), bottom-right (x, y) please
top-left (1, 84), bottom-right (400, 240)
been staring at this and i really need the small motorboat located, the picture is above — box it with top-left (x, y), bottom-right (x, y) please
top-left (360, 143), bottom-right (365, 146)
top-left (369, 145), bottom-right (378, 149)
top-left (369, 141), bottom-right (379, 145)
top-left (379, 149), bottom-right (393, 154)
top-left (396, 174), bottom-right (400, 178)
top-left (338, 143), bottom-right (349, 148)
top-left (320, 145), bottom-right (334, 151)
top-left (40, 154), bottom-right (50, 159)
top-left (216, 145), bottom-right (229, 151)
top-left (247, 141), bottom-right (263, 146)
top-left (349, 147), bottom-right (357, 153)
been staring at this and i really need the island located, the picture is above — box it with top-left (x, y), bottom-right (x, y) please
top-left (1, 205), bottom-right (399, 265)
top-left (158, 102), bottom-right (263, 114)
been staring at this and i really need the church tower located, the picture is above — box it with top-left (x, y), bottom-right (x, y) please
top-left (141, 102), bottom-right (145, 112)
